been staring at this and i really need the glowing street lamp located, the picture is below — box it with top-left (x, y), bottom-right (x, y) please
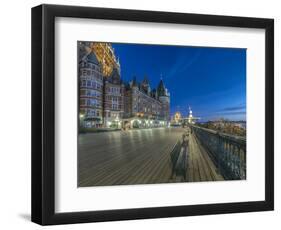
top-left (79, 113), bottom-right (85, 128)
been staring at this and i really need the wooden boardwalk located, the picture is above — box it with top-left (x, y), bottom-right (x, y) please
top-left (186, 132), bottom-right (224, 182)
top-left (78, 127), bottom-right (224, 187)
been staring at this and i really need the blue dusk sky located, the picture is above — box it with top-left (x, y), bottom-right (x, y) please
top-left (112, 43), bottom-right (246, 121)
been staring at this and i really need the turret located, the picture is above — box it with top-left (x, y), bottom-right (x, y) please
top-left (131, 75), bottom-right (138, 87)
top-left (157, 78), bottom-right (170, 121)
top-left (141, 75), bottom-right (151, 94)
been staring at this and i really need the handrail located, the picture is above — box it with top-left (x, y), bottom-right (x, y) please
top-left (190, 125), bottom-right (246, 180)
top-left (193, 125), bottom-right (246, 143)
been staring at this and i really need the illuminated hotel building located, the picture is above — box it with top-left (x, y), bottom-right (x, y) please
top-left (123, 77), bottom-right (170, 128)
top-left (78, 41), bottom-right (170, 129)
top-left (90, 42), bottom-right (121, 77)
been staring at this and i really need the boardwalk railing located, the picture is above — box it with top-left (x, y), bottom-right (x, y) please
top-left (190, 125), bottom-right (246, 180)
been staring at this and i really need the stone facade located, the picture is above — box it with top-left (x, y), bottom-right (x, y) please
top-left (124, 77), bottom-right (169, 122)
top-left (79, 51), bottom-right (104, 128)
top-left (157, 79), bottom-right (170, 121)
top-left (103, 68), bottom-right (125, 128)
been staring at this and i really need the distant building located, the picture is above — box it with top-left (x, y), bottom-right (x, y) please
top-left (124, 76), bottom-right (170, 124)
top-left (174, 112), bottom-right (182, 122)
top-left (171, 112), bottom-right (182, 126)
top-left (79, 51), bottom-right (104, 128)
top-left (187, 106), bottom-right (200, 124)
top-left (179, 107), bottom-right (200, 126)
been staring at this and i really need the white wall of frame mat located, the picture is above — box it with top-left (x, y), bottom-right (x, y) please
top-left (0, 0), bottom-right (279, 229)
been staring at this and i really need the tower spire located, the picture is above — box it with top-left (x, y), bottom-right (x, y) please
top-left (188, 105), bottom-right (192, 116)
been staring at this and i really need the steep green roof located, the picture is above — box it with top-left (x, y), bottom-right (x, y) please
top-left (157, 79), bottom-right (166, 96)
top-left (142, 75), bottom-right (149, 85)
top-left (86, 52), bottom-right (100, 65)
top-left (132, 76), bottom-right (138, 87)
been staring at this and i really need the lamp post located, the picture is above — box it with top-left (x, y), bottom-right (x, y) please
top-left (116, 116), bottom-right (120, 129)
top-left (79, 113), bottom-right (85, 128)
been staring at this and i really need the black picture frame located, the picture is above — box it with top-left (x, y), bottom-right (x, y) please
top-left (31, 4), bottom-right (274, 225)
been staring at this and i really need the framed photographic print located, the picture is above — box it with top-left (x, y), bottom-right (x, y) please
top-left (31, 4), bottom-right (274, 225)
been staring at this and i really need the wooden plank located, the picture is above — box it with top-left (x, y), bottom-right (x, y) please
top-left (189, 135), bottom-right (201, 182)
top-left (187, 139), bottom-right (194, 182)
top-left (185, 132), bottom-right (224, 182)
top-left (191, 134), bottom-right (209, 181)
top-left (193, 133), bottom-right (224, 181)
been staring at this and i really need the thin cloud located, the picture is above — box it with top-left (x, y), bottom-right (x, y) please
top-left (165, 50), bottom-right (202, 81)
top-left (219, 111), bottom-right (246, 115)
top-left (223, 105), bottom-right (246, 111)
